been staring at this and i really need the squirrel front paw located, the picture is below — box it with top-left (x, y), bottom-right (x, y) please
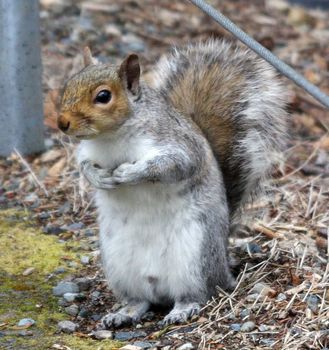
top-left (80, 160), bottom-right (117, 190)
top-left (112, 162), bottom-right (143, 185)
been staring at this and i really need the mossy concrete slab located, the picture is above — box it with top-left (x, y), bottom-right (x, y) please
top-left (0, 209), bottom-right (122, 350)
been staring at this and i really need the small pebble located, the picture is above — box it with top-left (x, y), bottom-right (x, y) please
top-left (306, 295), bottom-right (320, 313)
top-left (66, 222), bottom-right (85, 231)
top-left (240, 309), bottom-right (250, 319)
top-left (24, 193), bottom-right (38, 203)
top-left (53, 267), bottom-right (66, 274)
top-left (177, 343), bottom-right (194, 350)
top-left (115, 331), bottom-right (147, 341)
top-left (91, 290), bottom-right (101, 301)
top-left (246, 293), bottom-right (259, 301)
top-left (245, 242), bottom-right (261, 254)
top-left (132, 342), bottom-right (153, 349)
top-left (230, 323), bottom-right (241, 332)
top-left (91, 314), bottom-right (102, 321)
top-left (22, 267), bottom-right (35, 276)
top-left (58, 298), bottom-right (70, 307)
top-left (249, 282), bottom-right (275, 296)
top-left (78, 308), bottom-right (91, 318)
top-left (65, 304), bottom-right (79, 316)
top-left (241, 321), bottom-right (256, 332)
top-left (38, 212), bottom-right (50, 220)
top-left (53, 282), bottom-right (79, 296)
top-left (63, 292), bottom-right (79, 302)
top-left (80, 255), bottom-right (90, 265)
top-left (43, 224), bottom-right (64, 235)
top-left (18, 330), bottom-right (33, 336)
top-left (260, 339), bottom-right (276, 346)
top-left (74, 277), bottom-right (92, 291)
top-left (92, 330), bottom-right (113, 340)
top-left (276, 293), bottom-right (287, 301)
top-left (306, 307), bottom-right (313, 319)
top-left (58, 320), bottom-right (77, 334)
top-left (258, 324), bottom-right (270, 332)
top-left (291, 327), bottom-right (302, 335)
top-left (17, 318), bottom-right (35, 327)
top-left (84, 229), bottom-right (95, 237)
top-left (122, 34), bottom-right (145, 52)
top-left (105, 24), bottom-right (122, 36)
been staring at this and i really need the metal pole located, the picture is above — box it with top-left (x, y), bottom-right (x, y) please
top-left (0, 0), bottom-right (44, 156)
top-left (188, 0), bottom-right (329, 110)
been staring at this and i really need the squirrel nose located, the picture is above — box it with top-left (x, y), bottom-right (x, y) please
top-left (58, 116), bottom-right (71, 132)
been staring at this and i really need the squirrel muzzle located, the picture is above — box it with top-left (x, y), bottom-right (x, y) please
top-left (57, 113), bottom-right (71, 133)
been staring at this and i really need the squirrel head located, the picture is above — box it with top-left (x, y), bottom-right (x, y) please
top-left (58, 47), bottom-right (141, 139)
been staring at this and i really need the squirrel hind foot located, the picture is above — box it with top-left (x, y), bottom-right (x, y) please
top-left (100, 301), bottom-right (150, 329)
top-left (160, 302), bottom-right (201, 326)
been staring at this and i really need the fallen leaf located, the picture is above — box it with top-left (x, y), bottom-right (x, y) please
top-left (47, 157), bottom-right (66, 177)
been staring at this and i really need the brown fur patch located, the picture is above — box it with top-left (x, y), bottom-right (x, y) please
top-left (167, 64), bottom-right (245, 162)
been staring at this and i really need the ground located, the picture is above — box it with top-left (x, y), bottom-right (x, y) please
top-left (0, 0), bottom-right (328, 349)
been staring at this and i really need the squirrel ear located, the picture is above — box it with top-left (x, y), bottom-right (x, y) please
top-left (83, 47), bottom-right (98, 66)
top-left (119, 54), bottom-right (140, 96)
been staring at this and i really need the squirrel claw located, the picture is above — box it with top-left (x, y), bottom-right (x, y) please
top-left (80, 160), bottom-right (117, 190)
top-left (100, 312), bottom-right (134, 329)
top-left (112, 162), bottom-right (141, 185)
top-left (160, 302), bottom-right (200, 326)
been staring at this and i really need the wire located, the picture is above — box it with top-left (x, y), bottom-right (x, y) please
top-left (188, 0), bottom-right (329, 109)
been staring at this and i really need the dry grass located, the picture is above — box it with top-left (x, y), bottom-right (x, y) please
top-left (194, 143), bottom-right (329, 349)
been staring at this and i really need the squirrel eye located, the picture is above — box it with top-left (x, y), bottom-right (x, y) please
top-left (94, 90), bottom-right (112, 104)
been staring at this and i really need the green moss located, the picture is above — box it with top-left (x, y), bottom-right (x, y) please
top-left (0, 209), bottom-right (76, 275)
top-left (0, 209), bottom-right (121, 350)
top-left (0, 334), bottom-right (124, 350)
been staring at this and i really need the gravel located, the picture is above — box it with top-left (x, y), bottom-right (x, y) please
top-left (114, 331), bottom-right (147, 341)
top-left (63, 292), bottom-right (80, 302)
top-left (58, 298), bottom-right (70, 307)
top-left (78, 308), bottom-right (91, 318)
top-left (132, 342), bottom-right (154, 349)
top-left (80, 255), bottom-right (90, 265)
top-left (240, 309), bottom-right (250, 319)
top-left (65, 304), bottom-right (79, 316)
top-left (92, 330), bottom-right (114, 340)
top-left (249, 282), bottom-right (276, 296)
top-left (53, 281), bottom-right (79, 296)
top-left (18, 330), bottom-right (34, 337)
top-left (276, 293), bottom-right (287, 301)
top-left (241, 321), bottom-right (256, 332)
top-left (74, 277), bottom-right (92, 291)
top-left (306, 295), bottom-right (320, 312)
top-left (57, 320), bottom-right (78, 333)
top-left (258, 324), bottom-right (270, 332)
top-left (17, 318), bottom-right (35, 327)
top-left (53, 267), bottom-right (66, 274)
top-left (230, 323), bottom-right (241, 332)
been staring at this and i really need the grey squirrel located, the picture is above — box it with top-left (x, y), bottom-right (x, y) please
top-left (58, 39), bottom-right (287, 327)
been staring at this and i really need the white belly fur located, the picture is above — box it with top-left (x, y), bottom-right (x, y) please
top-left (96, 183), bottom-right (204, 304)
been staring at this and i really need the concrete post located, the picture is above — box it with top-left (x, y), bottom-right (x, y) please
top-left (0, 0), bottom-right (44, 156)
